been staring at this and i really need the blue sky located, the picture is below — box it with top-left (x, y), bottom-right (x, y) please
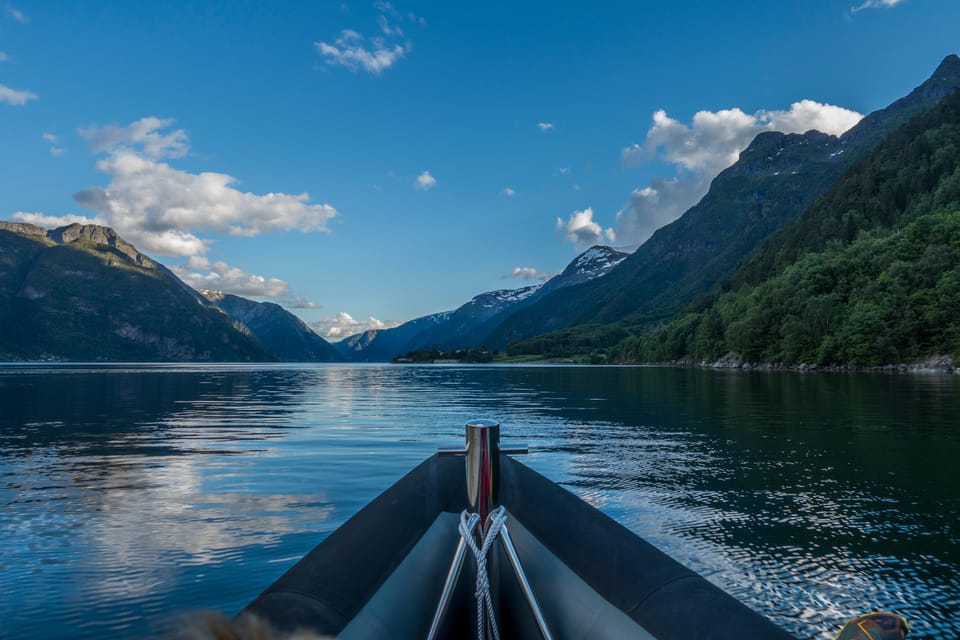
top-left (1, 1), bottom-right (958, 340)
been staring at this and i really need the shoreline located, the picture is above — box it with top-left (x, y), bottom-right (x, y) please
top-left (635, 354), bottom-right (960, 375)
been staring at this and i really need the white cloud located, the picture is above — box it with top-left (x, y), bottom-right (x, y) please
top-left (557, 167), bottom-right (570, 175)
top-left (507, 267), bottom-right (551, 282)
top-left (852, 0), bottom-right (905, 12)
top-left (71, 118), bottom-right (338, 257)
top-left (538, 122), bottom-right (554, 132)
top-left (556, 207), bottom-right (615, 248)
top-left (5, 5), bottom-right (27, 23)
top-left (0, 83), bottom-right (37, 105)
top-left (285, 297), bottom-right (320, 310)
top-left (315, 32), bottom-right (407, 74)
top-left (501, 187), bottom-right (516, 197)
top-left (43, 132), bottom-right (65, 156)
top-left (377, 13), bottom-right (404, 37)
top-left (171, 256), bottom-right (291, 299)
top-left (414, 170), bottom-right (437, 190)
top-left (11, 211), bottom-right (101, 229)
top-left (310, 312), bottom-right (399, 340)
top-left (615, 100), bottom-right (863, 245)
top-left (0, 51), bottom-right (8, 62)
top-left (79, 116), bottom-right (189, 159)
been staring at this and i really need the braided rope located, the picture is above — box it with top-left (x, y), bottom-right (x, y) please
top-left (458, 506), bottom-right (509, 640)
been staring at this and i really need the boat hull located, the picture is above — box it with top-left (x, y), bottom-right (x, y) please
top-left (243, 454), bottom-right (795, 639)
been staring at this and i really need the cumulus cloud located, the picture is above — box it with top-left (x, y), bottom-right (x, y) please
top-left (11, 211), bottom-right (101, 229)
top-left (414, 170), bottom-right (437, 190)
top-left (5, 5), bottom-right (27, 23)
top-left (171, 256), bottom-right (291, 299)
top-left (538, 122), bottom-right (554, 132)
top-left (615, 100), bottom-right (863, 245)
top-left (556, 208), bottom-right (615, 248)
top-left (310, 312), bottom-right (399, 340)
top-left (852, 0), bottom-right (905, 12)
top-left (79, 117), bottom-right (189, 159)
top-left (0, 83), bottom-right (37, 105)
top-left (501, 187), bottom-right (516, 197)
top-left (622, 102), bottom-right (861, 173)
top-left (71, 117), bottom-right (338, 257)
top-left (506, 267), bottom-right (552, 282)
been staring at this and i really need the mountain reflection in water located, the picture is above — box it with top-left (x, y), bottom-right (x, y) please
top-left (0, 364), bottom-right (957, 639)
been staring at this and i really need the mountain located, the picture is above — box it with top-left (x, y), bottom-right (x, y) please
top-left (489, 54), bottom-right (960, 350)
top-left (332, 311), bottom-right (452, 362)
top-left (615, 84), bottom-right (960, 366)
top-left (335, 245), bottom-right (627, 361)
top-left (0, 222), bottom-right (269, 361)
top-left (201, 291), bottom-right (341, 362)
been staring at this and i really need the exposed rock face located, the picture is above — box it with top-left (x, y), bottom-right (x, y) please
top-left (46, 224), bottom-right (158, 268)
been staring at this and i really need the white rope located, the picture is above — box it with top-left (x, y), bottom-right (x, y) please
top-left (458, 506), bottom-right (509, 640)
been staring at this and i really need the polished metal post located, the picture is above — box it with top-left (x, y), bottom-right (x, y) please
top-left (464, 419), bottom-right (499, 528)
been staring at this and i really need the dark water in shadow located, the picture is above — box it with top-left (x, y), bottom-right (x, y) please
top-left (0, 364), bottom-right (957, 639)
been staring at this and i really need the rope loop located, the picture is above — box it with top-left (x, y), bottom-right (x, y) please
top-left (458, 506), bottom-right (509, 640)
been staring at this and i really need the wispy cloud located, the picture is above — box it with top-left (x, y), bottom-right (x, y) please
top-left (557, 207), bottom-right (615, 248)
top-left (851, 0), bottom-right (905, 13)
top-left (538, 122), bottom-right (554, 132)
top-left (0, 51), bottom-right (9, 62)
top-left (5, 4), bottom-right (28, 23)
top-left (43, 132), bottom-right (65, 156)
top-left (310, 312), bottom-right (399, 340)
top-left (315, 2), bottom-right (419, 74)
top-left (501, 187), bottom-right (516, 197)
top-left (505, 266), bottom-right (552, 282)
top-left (414, 170), bottom-right (437, 190)
top-left (315, 30), bottom-right (407, 74)
top-left (0, 83), bottom-right (37, 105)
top-left (615, 100), bottom-right (863, 246)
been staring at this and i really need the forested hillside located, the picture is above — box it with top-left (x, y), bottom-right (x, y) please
top-left (613, 88), bottom-right (960, 366)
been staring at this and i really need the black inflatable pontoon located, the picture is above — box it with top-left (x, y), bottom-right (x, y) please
top-left (243, 420), bottom-right (795, 639)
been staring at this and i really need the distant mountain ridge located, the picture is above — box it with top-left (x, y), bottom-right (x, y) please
top-left (335, 245), bottom-right (628, 360)
top-left (491, 54), bottom-right (960, 350)
top-left (201, 291), bottom-right (341, 362)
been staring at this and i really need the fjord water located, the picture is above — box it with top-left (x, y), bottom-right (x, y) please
top-left (0, 365), bottom-right (957, 639)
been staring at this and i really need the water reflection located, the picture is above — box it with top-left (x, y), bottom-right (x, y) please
top-left (0, 364), bottom-right (957, 639)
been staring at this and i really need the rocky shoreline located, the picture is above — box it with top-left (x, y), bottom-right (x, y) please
top-left (656, 353), bottom-right (959, 374)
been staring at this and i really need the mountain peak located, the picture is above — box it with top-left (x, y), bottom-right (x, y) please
top-left (932, 54), bottom-right (960, 80)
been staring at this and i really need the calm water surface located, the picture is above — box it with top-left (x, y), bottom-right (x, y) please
top-left (0, 364), bottom-right (957, 639)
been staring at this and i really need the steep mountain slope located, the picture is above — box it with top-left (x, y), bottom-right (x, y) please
top-left (202, 291), bottom-right (342, 362)
top-left (615, 85), bottom-right (960, 365)
top-left (489, 55), bottom-right (960, 349)
top-left (0, 222), bottom-right (268, 361)
top-left (334, 245), bottom-right (627, 360)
